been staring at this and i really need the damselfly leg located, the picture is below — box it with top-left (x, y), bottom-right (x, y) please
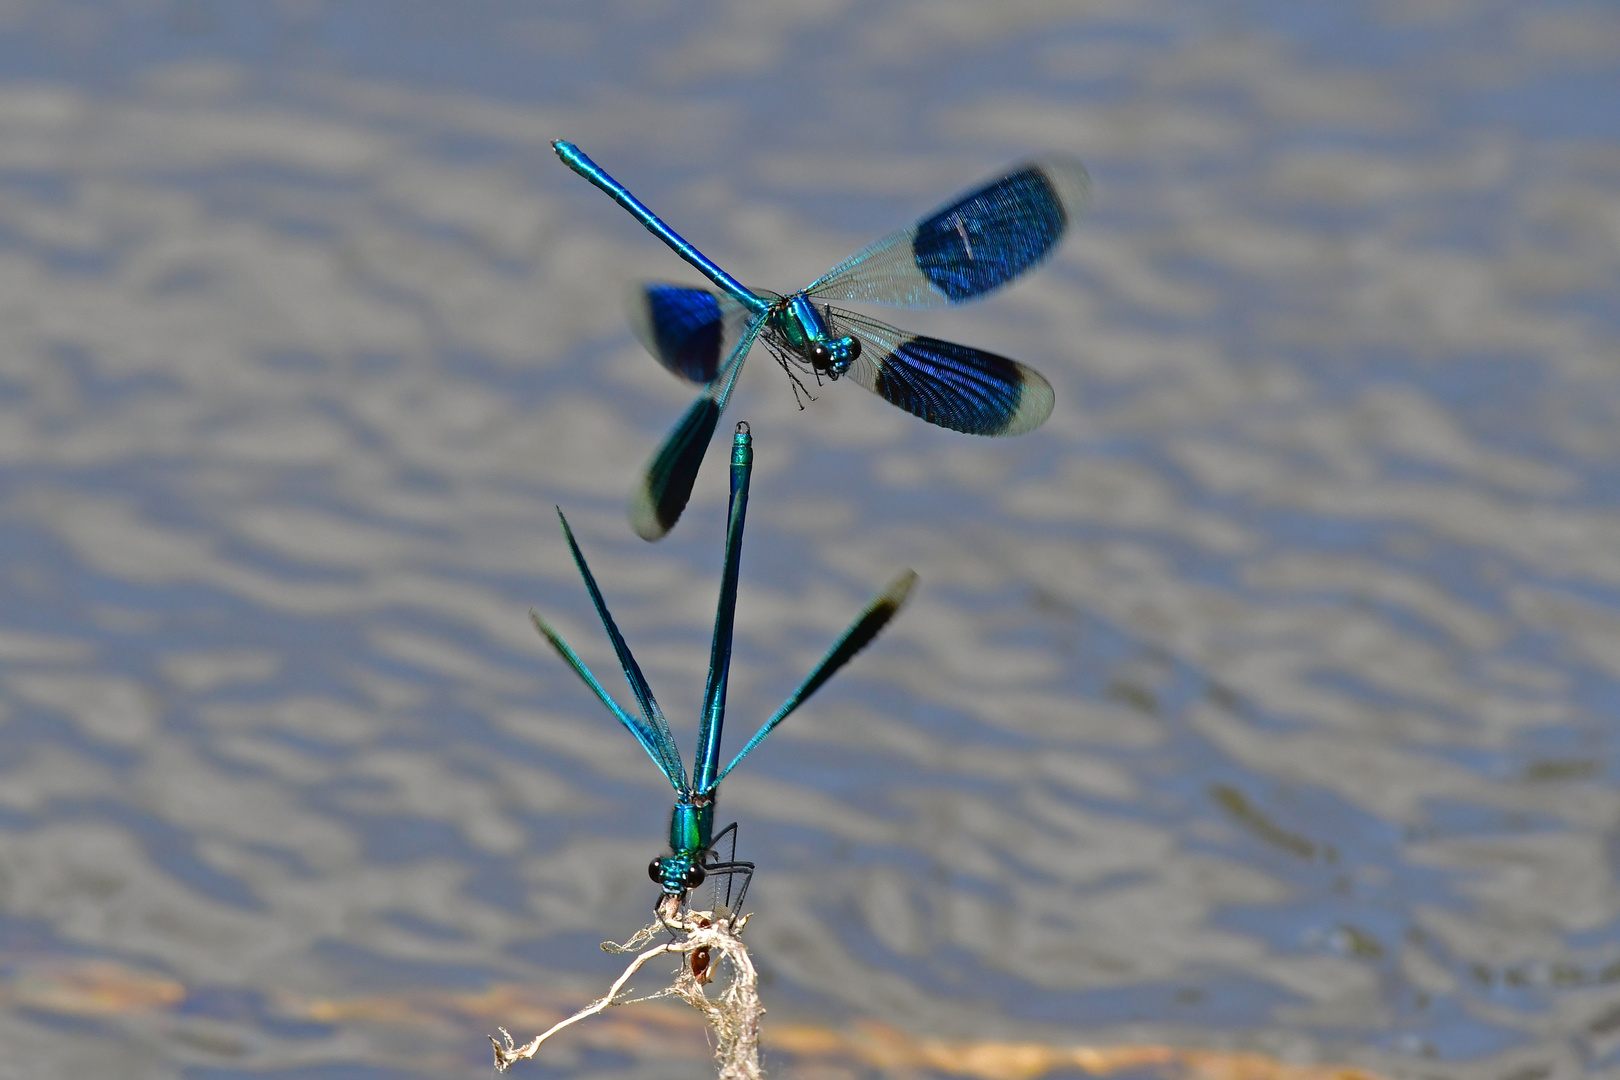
top-left (704, 820), bottom-right (754, 915)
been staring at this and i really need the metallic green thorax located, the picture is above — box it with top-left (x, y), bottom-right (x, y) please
top-left (533, 421), bottom-right (917, 905)
top-left (668, 795), bottom-right (714, 859)
top-left (655, 793), bottom-right (714, 896)
top-left (774, 295), bottom-right (861, 377)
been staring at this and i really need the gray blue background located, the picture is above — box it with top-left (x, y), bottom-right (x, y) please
top-left (0, 1), bottom-right (1617, 1077)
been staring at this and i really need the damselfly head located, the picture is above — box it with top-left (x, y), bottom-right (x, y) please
top-left (649, 855), bottom-right (706, 893)
top-left (807, 335), bottom-right (860, 377)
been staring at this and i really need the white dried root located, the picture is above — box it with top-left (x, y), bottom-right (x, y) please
top-left (491, 897), bottom-right (761, 1080)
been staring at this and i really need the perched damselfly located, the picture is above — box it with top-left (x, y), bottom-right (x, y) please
top-left (534, 423), bottom-right (914, 911)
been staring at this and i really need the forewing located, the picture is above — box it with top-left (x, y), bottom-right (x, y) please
top-left (553, 509), bottom-right (688, 789)
top-left (629, 313), bottom-right (767, 541)
top-left (711, 569), bottom-right (917, 790)
top-left (626, 283), bottom-right (753, 384)
top-left (805, 157), bottom-right (1089, 308)
top-left (832, 309), bottom-right (1053, 436)
top-left (531, 612), bottom-right (685, 792)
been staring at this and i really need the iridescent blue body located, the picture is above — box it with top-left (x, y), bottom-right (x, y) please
top-left (553, 140), bottom-right (1090, 540)
top-left (533, 423), bottom-right (916, 908)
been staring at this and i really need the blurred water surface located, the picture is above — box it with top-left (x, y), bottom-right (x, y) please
top-left (0, 0), bottom-right (1618, 1076)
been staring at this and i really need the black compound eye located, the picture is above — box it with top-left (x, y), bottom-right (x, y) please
top-left (648, 858), bottom-right (666, 883)
top-left (844, 337), bottom-right (861, 360)
top-left (682, 864), bottom-right (707, 889)
top-left (807, 343), bottom-right (833, 370)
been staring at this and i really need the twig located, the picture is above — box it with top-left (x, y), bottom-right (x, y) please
top-left (491, 901), bottom-right (761, 1080)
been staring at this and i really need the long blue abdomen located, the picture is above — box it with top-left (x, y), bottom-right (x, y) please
top-left (692, 425), bottom-right (753, 794)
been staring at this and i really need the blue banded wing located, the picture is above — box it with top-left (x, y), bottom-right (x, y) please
top-left (630, 313), bottom-right (768, 541)
top-left (626, 283), bottom-right (753, 384)
top-left (545, 509), bottom-right (689, 789)
top-left (830, 309), bottom-right (1053, 436)
top-left (804, 157), bottom-right (1089, 309)
top-left (708, 569), bottom-right (916, 791)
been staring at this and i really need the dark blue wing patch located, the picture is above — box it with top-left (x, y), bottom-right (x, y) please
top-left (630, 313), bottom-right (767, 541)
top-left (628, 284), bottom-right (727, 383)
top-left (870, 336), bottom-right (1050, 435)
top-left (912, 167), bottom-right (1067, 303)
top-left (631, 394), bottom-right (722, 540)
top-left (834, 311), bottom-right (1054, 437)
top-left (804, 157), bottom-right (1088, 309)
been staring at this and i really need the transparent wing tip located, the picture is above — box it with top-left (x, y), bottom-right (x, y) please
top-left (629, 487), bottom-right (674, 541)
top-left (997, 365), bottom-right (1056, 437)
top-left (629, 396), bottom-right (724, 541)
top-left (624, 281), bottom-right (659, 359)
top-left (529, 609), bottom-right (571, 657)
top-left (1029, 156), bottom-right (1092, 226)
top-left (882, 568), bottom-right (919, 610)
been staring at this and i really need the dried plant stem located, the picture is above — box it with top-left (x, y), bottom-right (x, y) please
top-left (491, 900), bottom-right (761, 1080)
